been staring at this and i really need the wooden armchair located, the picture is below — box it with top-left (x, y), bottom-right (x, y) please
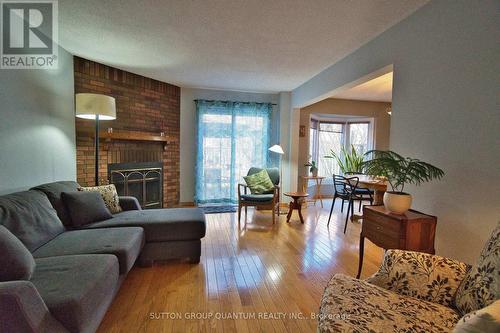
top-left (238, 167), bottom-right (280, 225)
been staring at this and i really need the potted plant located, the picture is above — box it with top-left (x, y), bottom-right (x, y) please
top-left (324, 145), bottom-right (365, 174)
top-left (361, 150), bottom-right (444, 214)
top-left (304, 160), bottom-right (318, 177)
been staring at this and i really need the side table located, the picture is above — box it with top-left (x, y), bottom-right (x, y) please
top-left (301, 176), bottom-right (325, 207)
top-left (284, 192), bottom-right (309, 224)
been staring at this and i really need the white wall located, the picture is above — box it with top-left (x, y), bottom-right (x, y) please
top-left (290, 0), bottom-right (500, 263)
top-left (0, 46), bottom-right (76, 194)
top-left (179, 87), bottom-right (279, 203)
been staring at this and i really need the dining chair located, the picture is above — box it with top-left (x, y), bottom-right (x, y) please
top-left (344, 171), bottom-right (374, 211)
top-left (328, 175), bottom-right (364, 233)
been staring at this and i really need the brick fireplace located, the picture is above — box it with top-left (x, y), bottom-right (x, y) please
top-left (74, 56), bottom-right (180, 207)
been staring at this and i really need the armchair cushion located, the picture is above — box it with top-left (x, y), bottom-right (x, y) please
top-left (319, 273), bottom-right (459, 333)
top-left (366, 249), bottom-right (469, 307)
top-left (243, 169), bottom-right (275, 194)
top-left (240, 194), bottom-right (275, 202)
top-left (247, 167), bottom-right (279, 186)
top-left (455, 223), bottom-right (500, 315)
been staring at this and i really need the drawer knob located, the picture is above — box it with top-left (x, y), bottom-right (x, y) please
top-left (376, 226), bottom-right (382, 230)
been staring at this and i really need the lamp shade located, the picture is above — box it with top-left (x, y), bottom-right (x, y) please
top-left (76, 93), bottom-right (116, 120)
top-left (268, 144), bottom-right (284, 155)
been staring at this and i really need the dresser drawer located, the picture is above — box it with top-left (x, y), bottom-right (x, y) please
top-left (363, 229), bottom-right (401, 249)
top-left (362, 211), bottom-right (402, 249)
top-left (363, 209), bottom-right (402, 235)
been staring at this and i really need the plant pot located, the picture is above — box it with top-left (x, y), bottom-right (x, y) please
top-left (383, 192), bottom-right (412, 214)
top-left (311, 169), bottom-right (318, 177)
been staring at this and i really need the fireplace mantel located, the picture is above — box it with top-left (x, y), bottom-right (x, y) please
top-left (77, 129), bottom-right (177, 150)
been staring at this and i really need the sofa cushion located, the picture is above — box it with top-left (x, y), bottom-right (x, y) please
top-left (79, 184), bottom-right (122, 214)
top-left (31, 255), bottom-right (119, 333)
top-left (0, 190), bottom-right (65, 252)
top-left (366, 249), bottom-right (470, 308)
top-left (455, 222), bottom-right (500, 315)
top-left (61, 191), bottom-right (113, 227)
top-left (31, 181), bottom-right (80, 227)
top-left (0, 225), bottom-right (36, 281)
top-left (453, 300), bottom-right (500, 333)
top-left (83, 208), bottom-right (206, 242)
top-left (318, 274), bottom-right (460, 333)
top-left (33, 228), bottom-right (144, 274)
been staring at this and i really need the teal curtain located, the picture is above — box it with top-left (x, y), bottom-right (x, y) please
top-left (195, 100), bottom-right (272, 204)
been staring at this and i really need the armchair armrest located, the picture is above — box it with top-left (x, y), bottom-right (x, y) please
top-left (0, 281), bottom-right (68, 333)
top-left (238, 183), bottom-right (248, 199)
top-left (273, 184), bottom-right (280, 202)
top-left (366, 249), bottom-right (470, 307)
top-left (119, 196), bottom-right (142, 211)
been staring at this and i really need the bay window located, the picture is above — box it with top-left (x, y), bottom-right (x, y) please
top-left (309, 117), bottom-right (373, 176)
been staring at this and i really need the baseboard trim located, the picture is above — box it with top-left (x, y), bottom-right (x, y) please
top-left (179, 201), bottom-right (196, 207)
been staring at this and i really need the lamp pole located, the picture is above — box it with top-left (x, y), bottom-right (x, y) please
top-left (94, 114), bottom-right (100, 186)
top-left (268, 144), bottom-right (287, 213)
top-left (75, 93), bottom-right (116, 187)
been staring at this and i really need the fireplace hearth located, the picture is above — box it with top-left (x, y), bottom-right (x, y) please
top-left (108, 162), bottom-right (163, 209)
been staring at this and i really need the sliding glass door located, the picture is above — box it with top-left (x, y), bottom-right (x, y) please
top-left (309, 119), bottom-right (372, 176)
top-left (195, 100), bottom-right (272, 204)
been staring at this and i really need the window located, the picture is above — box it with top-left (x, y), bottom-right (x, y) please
top-left (195, 101), bottom-right (272, 204)
top-left (309, 118), bottom-right (373, 176)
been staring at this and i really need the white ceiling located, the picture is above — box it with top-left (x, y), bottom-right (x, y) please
top-left (59, 1), bottom-right (427, 92)
top-left (330, 72), bottom-right (393, 102)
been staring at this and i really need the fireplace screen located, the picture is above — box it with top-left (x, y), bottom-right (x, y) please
top-left (108, 162), bottom-right (163, 209)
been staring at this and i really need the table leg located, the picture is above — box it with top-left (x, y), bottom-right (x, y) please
top-left (316, 179), bottom-right (323, 208)
top-left (356, 235), bottom-right (365, 279)
top-left (373, 190), bottom-right (385, 205)
top-left (297, 200), bottom-right (305, 224)
top-left (286, 202), bottom-right (294, 223)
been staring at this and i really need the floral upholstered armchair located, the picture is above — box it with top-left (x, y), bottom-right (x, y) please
top-left (319, 223), bottom-right (500, 333)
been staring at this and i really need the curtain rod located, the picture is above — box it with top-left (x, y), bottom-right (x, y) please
top-left (194, 99), bottom-right (277, 106)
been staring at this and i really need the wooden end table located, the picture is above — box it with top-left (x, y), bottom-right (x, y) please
top-left (356, 205), bottom-right (437, 278)
top-left (284, 192), bottom-right (309, 224)
top-left (301, 176), bottom-right (325, 207)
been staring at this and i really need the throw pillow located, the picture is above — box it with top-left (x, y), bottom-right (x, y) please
top-left (79, 184), bottom-right (122, 214)
top-left (455, 222), bottom-right (500, 315)
top-left (244, 169), bottom-right (275, 194)
top-left (0, 225), bottom-right (36, 281)
top-left (61, 191), bottom-right (113, 227)
top-left (453, 300), bottom-right (500, 333)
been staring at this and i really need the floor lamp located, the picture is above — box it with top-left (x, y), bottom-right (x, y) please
top-left (76, 93), bottom-right (116, 186)
top-left (268, 144), bottom-right (287, 213)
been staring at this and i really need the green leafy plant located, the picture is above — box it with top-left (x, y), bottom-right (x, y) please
top-left (324, 145), bottom-right (365, 174)
top-left (304, 160), bottom-right (318, 173)
top-left (361, 150), bottom-right (445, 193)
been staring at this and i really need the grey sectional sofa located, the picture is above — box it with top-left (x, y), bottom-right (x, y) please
top-left (0, 181), bottom-right (206, 333)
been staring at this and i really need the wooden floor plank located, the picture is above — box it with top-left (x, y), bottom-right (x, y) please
top-left (97, 200), bottom-right (383, 332)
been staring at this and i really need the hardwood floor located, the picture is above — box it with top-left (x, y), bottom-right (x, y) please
top-left (97, 200), bottom-right (384, 333)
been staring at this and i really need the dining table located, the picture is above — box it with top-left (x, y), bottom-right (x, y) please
top-left (347, 174), bottom-right (388, 221)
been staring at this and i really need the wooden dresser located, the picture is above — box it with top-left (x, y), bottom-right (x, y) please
top-left (357, 205), bottom-right (437, 278)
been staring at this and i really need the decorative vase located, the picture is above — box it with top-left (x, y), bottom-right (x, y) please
top-left (383, 192), bottom-right (412, 214)
top-left (312, 169), bottom-right (318, 177)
